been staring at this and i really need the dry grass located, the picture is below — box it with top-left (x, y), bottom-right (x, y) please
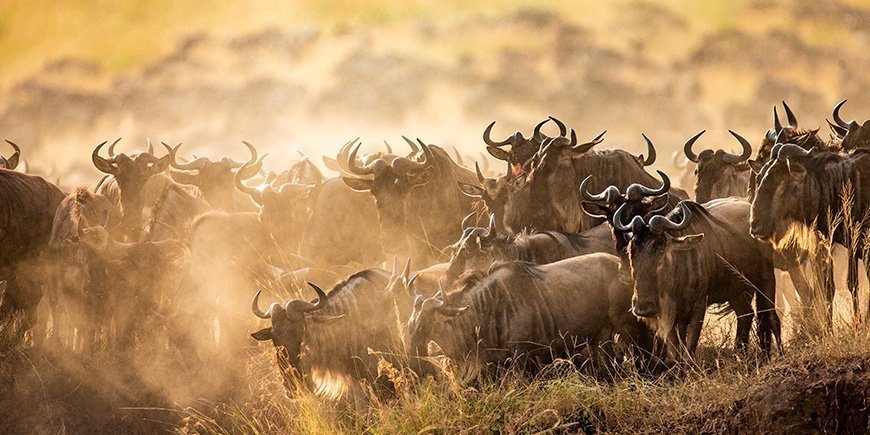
top-left (177, 326), bottom-right (870, 433)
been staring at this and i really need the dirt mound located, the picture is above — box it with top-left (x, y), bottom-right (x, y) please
top-left (722, 355), bottom-right (869, 433)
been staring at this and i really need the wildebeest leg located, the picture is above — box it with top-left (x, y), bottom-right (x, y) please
top-left (786, 265), bottom-right (812, 331)
top-left (684, 297), bottom-right (707, 357)
top-left (731, 295), bottom-right (754, 353)
top-left (755, 269), bottom-right (780, 355)
top-left (811, 248), bottom-right (836, 330)
top-left (847, 249), bottom-right (861, 325)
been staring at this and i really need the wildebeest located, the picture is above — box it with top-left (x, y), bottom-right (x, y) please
top-left (298, 177), bottom-right (383, 269)
top-left (620, 198), bottom-right (780, 362)
top-left (682, 130), bottom-right (753, 202)
top-left (47, 187), bottom-right (114, 350)
top-left (444, 214), bottom-right (615, 285)
top-left (755, 101), bottom-right (829, 163)
top-left (491, 131), bottom-right (685, 234)
top-left (751, 144), bottom-right (870, 321)
top-left (93, 140), bottom-right (210, 242)
top-left (251, 269), bottom-right (400, 400)
top-left (342, 139), bottom-right (478, 264)
top-left (0, 168), bottom-right (66, 333)
top-left (163, 141), bottom-right (266, 212)
top-left (457, 160), bottom-right (525, 233)
top-left (407, 254), bottom-right (653, 374)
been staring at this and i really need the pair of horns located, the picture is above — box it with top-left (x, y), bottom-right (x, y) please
top-left (683, 130), bottom-right (752, 164)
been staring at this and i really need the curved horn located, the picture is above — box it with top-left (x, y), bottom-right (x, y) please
top-left (452, 146), bottom-right (464, 166)
top-left (147, 138), bottom-right (154, 155)
top-left (827, 119), bottom-right (848, 137)
top-left (683, 130), bottom-right (705, 163)
top-left (402, 258), bottom-right (412, 281)
top-left (572, 130), bottom-right (605, 153)
top-left (773, 106), bottom-right (783, 133)
top-left (484, 213), bottom-right (496, 239)
top-left (251, 290), bottom-right (274, 319)
top-left (163, 142), bottom-right (209, 170)
top-left (833, 99), bottom-right (849, 129)
top-left (782, 101), bottom-right (798, 128)
top-left (438, 281), bottom-right (448, 300)
top-left (235, 156), bottom-right (263, 203)
top-left (224, 141), bottom-right (260, 168)
top-left (347, 141), bottom-right (375, 177)
top-left (580, 175), bottom-right (620, 203)
top-left (612, 202), bottom-right (646, 233)
top-left (237, 152), bottom-right (268, 180)
top-left (383, 140), bottom-right (393, 155)
top-left (4, 140), bottom-right (20, 170)
top-left (639, 133), bottom-right (656, 166)
top-left (627, 170), bottom-right (670, 200)
top-left (549, 116), bottom-right (567, 137)
top-left (107, 137), bottom-right (121, 157)
top-left (402, 136), bottom-right (420, 153)
top-left (776, 143), bottom-right (811, 160)
top-left (483, 121), bottom-right (514, 147)
top-left (724, 130), bottom-right (752, 163)
top-left (92, 141), bottom-right (118, 175)
top-left (461, 212), bottom-right (476, 231)
top-left (286, 283), bottom-right (330, 313)
top-left (532, 118), bottom-right (551, 142)
top-left (648, 202), bottom-right (692, 233)
top-left (474, 162), bottom-right (485, 183)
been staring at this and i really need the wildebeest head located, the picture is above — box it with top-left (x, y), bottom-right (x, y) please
top-left (617, 202), bottom-right (703, 318)
top-left (164, 141), bottom-right (266, 209)
top-left (757, 101), bottom-right (824, 162)
top-left (483, 117), bottom-right (568, 169)
top-left (457, 160), bottom-right (526, 232)
top-left (0, 140), bottom-right (21, 170)
top-left (581, 168), bottom-right (672, 253)
top-left (341, 138), bottom-right (439, 254)
top-left (92, 139), bottom-right (171, 210)
top-left (445, 214), bottom-right (500, 284)
top-left (683, 130), bottom-right (753, 202)
top-left (749, 144), bottom-right (816, 242)
top-left (406, 282), bottom-right (469, 358)
top-left (50, 187), bottom-right (115, 249)
top-left (266, 155), bottom-right (324, 187)
top-left (236, 155), bottom-right (318, 251)
top-left (250, 284), bottom-right (334, 376)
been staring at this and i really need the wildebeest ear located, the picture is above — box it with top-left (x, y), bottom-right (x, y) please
top-left (512, 173), bottom-right (527, 190)
top-left (580, 201), bottom-right (608, 218)
top-left (458, 182), bottom-right (484, 198)
top-left (342, 177), bottom-right (374, 191)
top-left (787, 160), bottom-right (806, 180)
top-left (437, 305), bottom-right (469, 318)
top-left (250, 327), bottom-right (273, 341)
top-left (646, 194), bottom-right (670, 214)
top-left (322, 156), bottom-right (341, 172)
top-left (307, 314), bottom-right (346, 323)
top-left (669, 233), bottom-right (704, 250)
top-left (748, 159), bottom-right (764, 174)
top-left (486, 146), bottom-right (511, 162)
top-left (152, 155), bottom-right (171, 174)
top-left (408, 167), bottom-right (435, 186)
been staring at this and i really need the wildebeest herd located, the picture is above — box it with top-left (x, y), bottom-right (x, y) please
top-left (2, 100), bottom-right (868, 401)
